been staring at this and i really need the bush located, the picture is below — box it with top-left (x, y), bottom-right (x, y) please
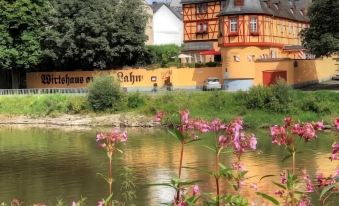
top-left (87, 76), bottom-right (124, 112)
top-left (146, 44), bottom-right (180, 67)
top-left (67, 97), bottom-right (88, 114)
top-left (127, 92), bottom-right (146, 109)
top-left (244, 80), bottom-right (294, 113)
top-left (301, 96), bottom-right (332, 114)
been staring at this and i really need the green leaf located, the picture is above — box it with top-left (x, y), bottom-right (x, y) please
top-left (256, 192), bottom-right (280, 206)
top-left (320, 183), bottom-right (339, 199)
top-left (104, 193), bottom-right (114, 204)
top-left (260, 175), bottom-right (276, 182)
top-left (202, 145), bottom-right (217, 153)
top-left (272, 181), bottom-right (287, 190)
top-left (282, 154), bottom-right (292, 162)
top-left (168, 129), bottom-right (184, 142)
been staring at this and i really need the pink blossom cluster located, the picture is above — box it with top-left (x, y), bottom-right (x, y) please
top-left (297, 197), bottom-right (311, 206)
top-left (302, 170), bottom-right (314, 193)
top-left (96, 129), bottom-right (128, 148)
top-left (176, 184), bottom-right (200, 206)
top-left (154, 111), bottom-right (165, 123)
top-left (316, 170), bottom-right (338, 188)
top-left (335, 118), bottom-right (339, 130)
top-left (330, 143), bottom-right (339, 161)
top-left (270, 117), bottom-right (323, 145)
top-left (219, 119), bottom-right (257, 153)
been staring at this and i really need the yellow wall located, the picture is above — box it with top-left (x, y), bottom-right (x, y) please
top-left (26, 67), bottom-right (224, 89)
top-left (254, 57), bottom-right (338, 86)
top-left (222, 46), bottom-right (271, 79)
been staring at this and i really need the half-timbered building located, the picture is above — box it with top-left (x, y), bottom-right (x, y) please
top-left (181, 0), bottom-right (225, 63)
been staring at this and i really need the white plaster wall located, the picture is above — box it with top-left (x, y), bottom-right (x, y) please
top-left (153, 6), bottom-right (183, 45)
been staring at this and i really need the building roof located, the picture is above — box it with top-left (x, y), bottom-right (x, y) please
top-left (151, 3), bottom-right (183, 20)
top-left (181, 0), bottom-right (310, 22)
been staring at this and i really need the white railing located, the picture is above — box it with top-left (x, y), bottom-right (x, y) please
top-left (0, 88), bottom-right (88, 96)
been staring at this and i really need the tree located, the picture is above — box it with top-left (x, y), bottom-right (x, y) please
top-left (0, 0), bottom-right (51, 70)
top-left (301, 0), bottom-right (339, 57)
top-left (43, 0), bottom-right (150, 70)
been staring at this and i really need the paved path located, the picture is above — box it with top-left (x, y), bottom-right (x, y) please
top-left (299, 80), bottom-right (339, 91)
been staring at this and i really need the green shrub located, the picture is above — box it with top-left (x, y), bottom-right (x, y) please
top-left (87, 76), bottom-right (124, 112)
top-left (146, 44), bottom-right (180, 67)
top-left (127, 92), bottom-right (146, 108)
top-left (67, 97), bottom-right (88, 114)
top-left (208, 90), bottom-right (227, 111)
top-left (301, 96), bottom-right (332, 114)
top-left (244, 80), bottom-right (294, 113)
top-left (30, 95), bottom-right (69, 116)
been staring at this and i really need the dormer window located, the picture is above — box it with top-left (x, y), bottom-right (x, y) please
top-left (234, 0), bottom-right (244, 6)
top-left (196, 3), bottom-right (208, 14)
top-left (299, 10), bottom-right (304, 16)
top-left (274, 3), bottom-right (279, 10)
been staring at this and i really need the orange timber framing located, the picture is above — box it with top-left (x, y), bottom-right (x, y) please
top-left (183, 1), bottom-right (221, 42)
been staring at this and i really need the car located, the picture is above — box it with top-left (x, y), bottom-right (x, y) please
top-left (332, 70), bottom-right (339, 80)
top-left (202, 77), bottom-right (222, 91)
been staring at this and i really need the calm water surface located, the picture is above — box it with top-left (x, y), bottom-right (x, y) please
top-left (0, 126), bottom-right (338, 205)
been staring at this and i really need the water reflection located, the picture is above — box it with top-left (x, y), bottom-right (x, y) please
top-left (0, 126), bottom-right (337, 205)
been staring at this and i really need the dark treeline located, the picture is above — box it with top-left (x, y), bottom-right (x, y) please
top-left (0, 0), bottom-right (152, 71)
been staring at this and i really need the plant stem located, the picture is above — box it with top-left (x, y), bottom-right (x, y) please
top-left (176, 142), bottom-right (185, 204)
top-left (215, 148), bottom-right (221, 206)
top-left (291, 149), bottom-right (296, 206)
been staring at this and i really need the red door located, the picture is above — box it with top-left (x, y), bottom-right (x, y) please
top-left (263, 71), bottom-right (287, 86)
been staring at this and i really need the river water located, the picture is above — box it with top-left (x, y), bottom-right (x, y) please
top-left (0, 126), bottom-right (337, 205)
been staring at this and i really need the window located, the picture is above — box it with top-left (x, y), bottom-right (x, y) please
top-left (196, 3), bottom-right (208, 14)
top-left (230, 17), bottom-right (238, 33)
top-left (249, 17), bottom-right (258, 34)
top-left (197, 22), bottom-right (208, 33)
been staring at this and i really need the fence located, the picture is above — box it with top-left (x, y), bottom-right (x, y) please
top-left (0, 88), bottom-right (88, 96)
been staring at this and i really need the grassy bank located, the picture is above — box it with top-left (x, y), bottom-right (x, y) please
top-left (0, 87), bottom-right (338, 128)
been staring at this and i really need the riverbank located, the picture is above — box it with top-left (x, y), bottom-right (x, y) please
top-left (0, 86), bottom-right (338, 128)
top-left (0, 113), bottom-right (156, 128)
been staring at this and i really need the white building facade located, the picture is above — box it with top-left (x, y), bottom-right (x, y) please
top-left (152, 3), bottom-right (183, 46)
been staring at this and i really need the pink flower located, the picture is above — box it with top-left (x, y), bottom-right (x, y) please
top-left (97, 200), bottom-right (105, 206)
top-left (154, 111), bottom-right (165, 123)
top-left (330, 143), bottom-right (339, 161)
top-left (302, 170), bottom-right (314, 192)
top-left (284, 117), bottom-right (292, 128)
top-left (210, 119), bottom-right (226, 132)
top-left (178, 201), bottom-right (188, 206)
top-left (218, 135), bottom-right (228, 147)
top-left (192, 184), bottom-right (200, 196)
top-left (180, 109), bottom-right (189, 125)
top-left (298, 198), bottom-right (311, 206)
top-left (232, 162), bottom-right (246, 171)
top-left (250, 183), bottom-right (258, 191)
top-left (335, 118), bottom-right (339, 130)
top-left (274, 190), bottom-right (284, 197)
top-left (300, 123), bottom-right (316, 142)
top-left (271, 125), bottom-right (287, 145)
top-left (280, 170), bottom-right (287, 184)
top-left (120, 130), bottom-right (128, 142)
top-left (71, 201), bottom-right (77, 206)
top-left (313, 121), bottom-right (324, 130)
top-left (96, 133), bottom-right (105, 142)
top-left (249, 134), bottom-right (257, 150)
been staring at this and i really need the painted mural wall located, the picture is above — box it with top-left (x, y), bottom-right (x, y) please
top-left (26, 67), bottom-right (224, 90)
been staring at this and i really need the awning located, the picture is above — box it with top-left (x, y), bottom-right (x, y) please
top-left (177, 54), bottom-right (192, 58)
top-left (282, 45), bottom-right (305, 52)
top-left (200, 50), bottom-right (221, 55)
